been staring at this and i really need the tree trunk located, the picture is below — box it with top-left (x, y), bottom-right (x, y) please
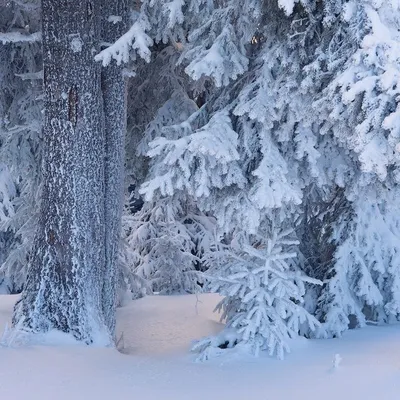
top-left (13, 0), bottom-right (109, 343)
top-left (100, 0), bottom-right (129, 335)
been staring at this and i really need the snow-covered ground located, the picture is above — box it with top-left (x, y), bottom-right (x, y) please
top-left (1, 293), bottom-right (400, 400)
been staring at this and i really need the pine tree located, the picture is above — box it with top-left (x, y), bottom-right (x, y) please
top-left (305, 0), bottom-right (400, 336)
top-left (193, 221), bottom-right (320, 360)
top-left (124, 197), bottom-right (206, 294)
top-left (134, 0), bottom-right (400, 354)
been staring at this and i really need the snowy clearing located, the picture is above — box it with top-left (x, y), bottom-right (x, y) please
top-left (1, 293), bottom-right (400, 400)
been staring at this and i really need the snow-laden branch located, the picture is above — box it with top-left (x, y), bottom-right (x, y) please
top-left (0, 31), bottom-right (41, 44)
top-left (15, 70), bottom-right (43, 80)
top-left (95, 21), bottom-right (153, 66)
top-left (277, 0), bottom-right (299, 16)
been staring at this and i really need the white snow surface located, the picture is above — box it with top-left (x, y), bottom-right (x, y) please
top-left (1, 293), bottom-right (400, 399)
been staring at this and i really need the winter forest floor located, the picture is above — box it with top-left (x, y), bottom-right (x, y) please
top-left (1, 294), bottom-right (400, 400)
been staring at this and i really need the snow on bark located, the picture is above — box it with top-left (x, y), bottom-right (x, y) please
top-left (0, 31), bottom-right (41, 44)
top-left (100, 0), bottom-right (129, 336)
top-left (13, 0), bottom-right (110, 344)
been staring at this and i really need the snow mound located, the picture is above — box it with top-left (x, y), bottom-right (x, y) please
top-left (0, 293), bottom-right (400, 399)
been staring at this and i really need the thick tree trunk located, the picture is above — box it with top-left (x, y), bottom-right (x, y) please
top-left (100, 0), bottom-right (129, 335)
top-left (13, 0), bottom-right (109, 343)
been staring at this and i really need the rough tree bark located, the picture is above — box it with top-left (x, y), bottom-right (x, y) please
top-left (100, 0), bottom-right (129, 335)
top-left (13, 0), bottom-right (110, 343)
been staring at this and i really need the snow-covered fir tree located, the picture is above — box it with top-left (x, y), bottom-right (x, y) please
top-left (303, 0), bottom-right (400, 337)
top-left (105, 0), bottom-right (400, 356)
top-left (0, 0), bottom-right (42, 293)
top-left (193, 219), bottom-right (320, 360)
top-left (104, 17), bottom-right (217, 297)
top-left (123, 196), bottom-right (211, 294)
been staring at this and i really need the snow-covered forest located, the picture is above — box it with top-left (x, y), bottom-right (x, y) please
top-left (1, 0), bottom-right (400, 377)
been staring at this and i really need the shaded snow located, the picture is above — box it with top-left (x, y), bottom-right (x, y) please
top-left (0, 293), bottom-right (16, 322)
top-left (1, 293), bottom-right (400, 399)
top-left (116, 293), bottom-right (224, 355)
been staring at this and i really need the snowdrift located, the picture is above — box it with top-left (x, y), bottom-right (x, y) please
top-left (1, 293), bottom-right (400, 400)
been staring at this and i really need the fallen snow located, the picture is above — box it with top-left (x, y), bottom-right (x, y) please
top-left (116, 293), bottom-right (223, 355)
top-left (1, 293), bottom-right (400, 399)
